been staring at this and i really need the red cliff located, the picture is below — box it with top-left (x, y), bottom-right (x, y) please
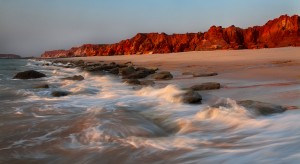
top-left (41, 15), bottom-right (300, 58)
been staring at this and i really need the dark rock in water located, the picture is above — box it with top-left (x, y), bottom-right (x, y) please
top-left (190, 82), bottom-right (221, 91)
top-left (62, 75), bottom-right (84, 81)
top-left (13, 70), bottom-right (46, 79)
top-left (237, 100), bottom-right (287, 115)
top-left (120, 66), bottom-right (136, 76)
top-left (140, 80), bottom-right (155, 86)
top-left (74, 60), bottom-right (85, 66)
top-left (193, 72), bottom-right (218, 77)
top-left (51, 91), bottom-right (70, 97)
top-left (34, 84), bottom-right (49, 89)
top-left (178, 90), bottom-right (202, 104)
top-left (123, 70), bottom-right (150, 79)
top-left (84, 66), bottom-right (103, 72)
top-left (123, 67), bottom-right (157, 79)
top-left (152, 71), bottom-right (173, 80)
top-left (123, 79), bottom-right (141, 85)
top-left (108, 68), bottom-right (119, 75)
top-left (101, 64), bottom-right (117, 71)
top-left (135, 67), bottom-right (157, 74)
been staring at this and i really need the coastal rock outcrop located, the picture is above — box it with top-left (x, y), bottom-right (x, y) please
top-left (41, 15), bottom-right (300, 58)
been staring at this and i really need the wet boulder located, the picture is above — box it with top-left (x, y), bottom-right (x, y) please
top-left (62, 75), bottom-right (84, 81)
top-left (51, 91), bottom-right (70, 97)
top-left (13, 70), bottom-right (46, 79)
top-left (178, 90), bottom-right (202, 104)
top-left (237, 100), bottom-right (287, 115)
top-left (190, 82), bottom-right (221, 91)
top-left (152, 71), bottom-right (173, 80)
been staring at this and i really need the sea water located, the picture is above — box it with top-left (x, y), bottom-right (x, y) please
top-left (0, 59), bottom-right (300, 164)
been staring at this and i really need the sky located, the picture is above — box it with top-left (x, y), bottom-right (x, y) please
top-left (0, 0), bottom-right (299, 56)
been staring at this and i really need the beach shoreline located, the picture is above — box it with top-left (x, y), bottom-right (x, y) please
top-left (49, 47), bottom-right (300, 107)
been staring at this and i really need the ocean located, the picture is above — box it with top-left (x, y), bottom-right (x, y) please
top-left (1, 59), bottom-right (300, 163)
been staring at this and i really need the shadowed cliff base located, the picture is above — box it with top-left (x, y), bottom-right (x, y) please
top-left (41, 15), bottom-right (300, 58)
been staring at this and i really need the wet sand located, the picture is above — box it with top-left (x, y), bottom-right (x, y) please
top-left (58, 47), bottom-right (300, 107)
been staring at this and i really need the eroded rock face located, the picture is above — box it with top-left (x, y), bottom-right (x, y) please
top-left (41, 15), bottom-right (300, 58)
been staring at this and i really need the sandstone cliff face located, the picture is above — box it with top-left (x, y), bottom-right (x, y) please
top-left (41, 15), bottom-right (300, 58)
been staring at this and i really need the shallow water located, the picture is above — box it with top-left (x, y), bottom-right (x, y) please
top-left (0, 59), bottom-right (300, 164)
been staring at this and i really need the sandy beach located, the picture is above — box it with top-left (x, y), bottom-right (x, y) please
top-left (58, 47), bottom-right (300, 107)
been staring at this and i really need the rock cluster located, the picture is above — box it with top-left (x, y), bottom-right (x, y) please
top-left (41, 15), bottom-right (300, 58)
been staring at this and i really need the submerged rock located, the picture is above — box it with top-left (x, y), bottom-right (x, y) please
top-left (140, 80), bottom-right (155, 86)
top-left (190, 82), bottom-right (221, 91)
top-left (123, 79), bottom-right (141, 85)
top-left (34, 84), bottom-right (49, 89)
top-left (62, 75), bottom-right (84, 81)
top-left (237, 100), bottom-right (287, 115)
top-left (193, 72), bottom-right (218, 77)
top-left (152, 71), bottom-right (173, 80)
top-left (13, 70), bottom-right (46, 79)
top-left (108, 68), bottom-right (119, 75)
top-left (51, 91), bottom-right (70, 97)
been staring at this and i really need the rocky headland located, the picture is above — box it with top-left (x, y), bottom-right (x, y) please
top-left (41, 15), bottom-right (300, 58)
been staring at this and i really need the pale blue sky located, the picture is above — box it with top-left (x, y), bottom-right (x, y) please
top-left (0, 0), bottom-right (299, 56)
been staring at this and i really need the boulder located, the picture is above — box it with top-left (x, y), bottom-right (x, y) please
top-left (178, 91), bottom-right (202, 104)
top-left (190, 82), bottom-right (221, 91)
top-left (152, 71), bottom-right (173, 80)
top-left (51, 91), bottom-right (70, 97)
top-left (62, 75), bottom-right (84, 81)
top-left (13, 70), bottom-right (46, 79)
top-left (237, 100), bottom-right (287, 115)
top-left (193, 72), bottom-right (218, 77)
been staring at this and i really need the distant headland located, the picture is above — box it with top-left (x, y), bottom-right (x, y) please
top-left (0, 54), bottom-right (21, 59)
